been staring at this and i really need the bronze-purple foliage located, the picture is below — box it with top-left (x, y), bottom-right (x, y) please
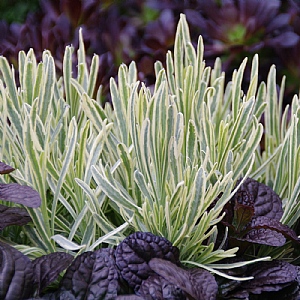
top-left (2, 0), bottom-right (300, 104)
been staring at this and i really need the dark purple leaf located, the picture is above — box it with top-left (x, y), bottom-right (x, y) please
top-left (60, 248), bottom-right (119, 299)
top-left (0, 204), bottom-right (31, 230)
top-left (249, 216), bottom-right (299, 242)
top-left (235, 215), bottom-right (300, 246)
top-left (41, 290), bottom-right (76, 299)
top-left (137, 274), bottom-right (186, 300)
top-left (267, 13), bottom-right (291, 31)
top-left (0, 183), bottom-right (41, 208)
top-left (234, 188), bottom-right (254, 207)
top-left (242, 260), bottom-right (298, 294)
top-left (240, 227), bottom-right (286, 246)
top-left (185, 9), bottom-right (208, 29)
top-left (144, 9), bottom-right (175, 49)
top-left (219, 178), bottom-right (298, 250)
top-left (115, 232), bottom-right (180, 290)
top-left (233, 201), bottom-right (254, 232)
top-left (217, 261), bottom-right (300, 299)
top-left (149, 258), bottom-right (218, 300)
top-left (237, 178), bottom-right (283, 220)
top-left (262, 285), bottom-right (300, 300)
top-left (33, 252), bottom-right (74, 294)
top-left (266, 31), bottom-right (300, 48)
top-left (0, 161), bottom-right (15, 174)
top-left (0, 242), bottom-right (35, 299)
top-left (225, 289), bottom-right (250, 299)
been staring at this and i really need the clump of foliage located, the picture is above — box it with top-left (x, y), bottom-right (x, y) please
top-left (0, 13), bottom-right (300, 299)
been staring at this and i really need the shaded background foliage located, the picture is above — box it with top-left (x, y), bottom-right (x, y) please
top-left (1, 0), bottom-right (300, 104)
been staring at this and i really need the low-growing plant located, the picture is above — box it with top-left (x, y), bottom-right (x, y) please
top-left (0, 13), bottom-right (300, 298)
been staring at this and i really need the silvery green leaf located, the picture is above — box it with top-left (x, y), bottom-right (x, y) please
top-left (51, 235), bottom-right (85, 251)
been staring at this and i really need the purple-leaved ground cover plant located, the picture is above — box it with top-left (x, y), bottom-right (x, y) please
top-left (214, 178), bottom-right (300, 253)
top-left (0, 163), bottom-right (299, 299)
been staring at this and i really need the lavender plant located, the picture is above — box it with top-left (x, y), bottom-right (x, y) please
top-left (0, 14), bottom-right (299, 292)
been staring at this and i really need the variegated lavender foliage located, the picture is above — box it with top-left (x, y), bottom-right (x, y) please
top-left (1, 3), bottom-right (300, 298)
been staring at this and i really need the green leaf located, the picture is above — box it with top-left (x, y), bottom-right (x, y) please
top-left (91, 165), bottom-right (141, 213)
top-left (52, 234), bottom-right (85, 251)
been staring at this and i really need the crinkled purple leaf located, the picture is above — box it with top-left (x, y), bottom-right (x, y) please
top-left (0, 161), bottom-right (15, 174)
top-left (240, 227), bottom-right (286, 246)
top-left (0, 204), bottom-right (32, 230)
top-left (237, 178), bottom-right (283, 220)
top-left (249, 216), bottom-right (299, 243)
top-left (32, 252), bottom-right (74, 294)
top-left (137, 274), bottom-right (186, 300)
top-left (149, 258), bottom-right (218, 300)
top-left (214, 260), bottom-right (250, 299)
top-left (115, 232), bottom-right (180, 290)
top-left (218, 262), bottom-right (299, 299)
top-left (187, 267), bottom-right (218, 300)
top-left (261, 266), bottom-right (300, 300)
top-left (233, 188), bottom-right (254, 207)
top-left (236, 215), bottom-right (299, 246)
top-left (242, 260), bottom-right (298, 294)
top-left (221, 178), bottom-right (295, 249)
top-left (0, 242), bottom-right (35, 299)
top-left (59, 248), bottom-right (119, 299)
top-left (0, 183), bottom-right (41, 208)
